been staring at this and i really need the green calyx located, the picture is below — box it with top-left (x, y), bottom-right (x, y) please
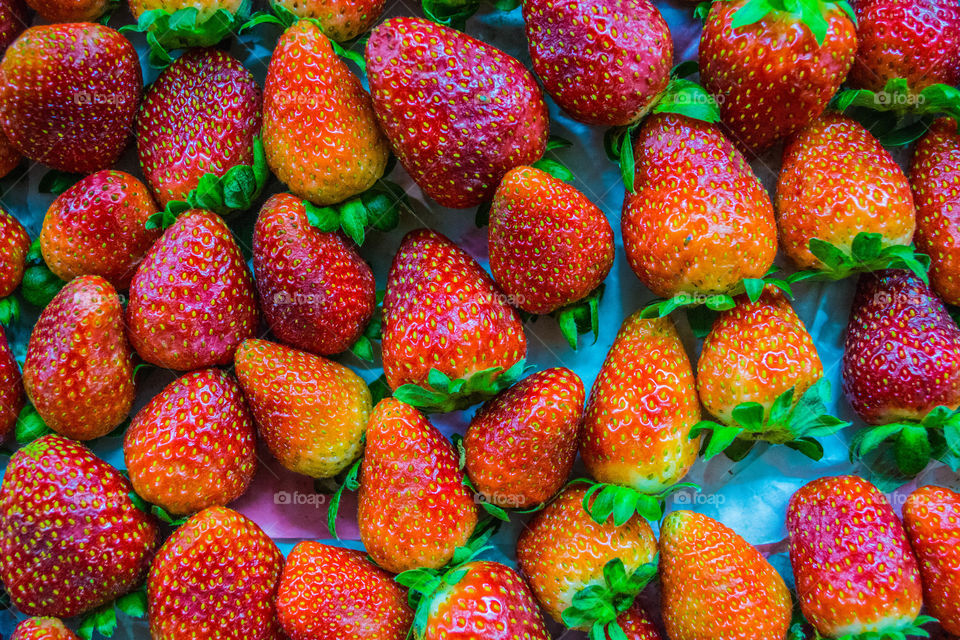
top-left (304, 180), bottom-right (409, 247)
top-left (15, 405), bottom-right (52, 445)
top-left (39, 169), bottom-right (82, 196)
top-left (787, 233), bottom-right (930, 285)
top-left (78, 588), bottom-right (149, 640)
top-left (561, 557), bottom-right (658, 640)
top-left (0, 296), bottom-right (19, 326)
top-left (393, 361), bottom-right (528, 414)
top-left (519, 285), bottom-right (604, 351)
top-left (640, 270), bottom-right (793, 320)
top-left (852, 405), bottom-right (960, 479)
top-left (725, 0), bottom-right (855, 46)
top-left (127, 491), bottom-right (189, 527)
top-left (324, 457), bottom-right (362, 538)
top-left (421, 0), bottom-right (519, 31)
top-left (575, 479), bottom-right (700, 526)
top-left (20, 238), bottom-right (66, 309)
top-left (830, 615), bottom-right (938, 640)
top-left (690, 378), bottom-right (850, 462)
top-left (348, 291), bottom-right (384, 362)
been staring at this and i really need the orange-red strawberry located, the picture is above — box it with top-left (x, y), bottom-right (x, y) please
top-left (382, 229), bottom-right (527, 412)
top-left (25, 0), bottom-right (109, 22)
top-left (124, 368), bottom-right (257, 516)
top-left (39, 170), bottom-right (160, 290)
top-left (0, 435), bottom-right (158, 618)
top-left (366, 17), bottom-right (549, 209)
top-left (464, 367), bottom-right (584, 510)
top-left (234, 339), bottom-right (371, 479)
top-left (0, 326), bottom-right (23, 440)
top-left (147, 507), bottom-right (284, 640)
top-left (263, 20), bottom-right (389, 206)
top-left (357, 398), bottom-right (478, 574)
top-left (270, 0), bottom-right (385, 40)
top-left (11, 617), bottom-right (79, 640)
top-left (0, 0), bottom-right (27, 52)
top-left (276, 541), bottom-right (412, 640)
top-left (0, 207), bottom-right (29, 324)
top-left (253, 193), bottom-right (376, 356)
top-left (0, 24), bottom-right (141, 173)
top-left (660, 511), bottom-right (792, 640)
top-left (23, 276), bottom-right (135, 440)
top-left (126, 209), bottom-right (259, 371)
top-left (903, 485), bottom-right (960, 636)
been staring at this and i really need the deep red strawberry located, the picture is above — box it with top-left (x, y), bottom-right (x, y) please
top-left (617, 604), bottom-right (663, 640)
top-left (0, 0), bottom-right (27, 53)
top-left (0, 24), bottom-right (141, 173)
top-left (25, 0), bottom-right (109, 22)
top-left (126, 209), bottom-right (259, 371)
top-left (0, 325), bottom-right (24, 441)
top-left (271, 0), bottom-right (385, 40)
top-left (11, 617), bottom-right (79, 640)
top-left (0, 435), bottom-right (158, 618)
top-left (0, 129), bottom-right (20, 178)
top-left (366, 17), bottom-right (548, 209)
top-left (0, 207), bottom-right (29, 322)
top-left (23, 276), bottom-right (135, 440)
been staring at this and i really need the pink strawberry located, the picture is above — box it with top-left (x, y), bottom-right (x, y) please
top-left (0, 325), bottom-right (23, 440)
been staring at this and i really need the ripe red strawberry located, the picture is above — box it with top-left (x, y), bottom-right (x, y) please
top-left (253, 193), bottom-right (376, 356)
top-left (11, 617), bottom-right (79, 640)
top-left (136, 48), bottom-right (263, 214)
top-left (25, 0), bottom-right (109, 22)
top-left (147, 507), bottom-right (284, 640)
top-left (616, 604), bottom-right (663, 640)
top-left (366, 17), bottom-right (549, 209)
top-left (0, 24), bottom-right (141, 173)
top-left (700, 0), bottom-right (856, 153)
top-left (271, 0), bottom-right (385, 40)
top-left (0, 0), bottom-right (27, 52)
top-left (126, 209), bottom-right (259, 371)
top-left (903, 485), bottom-right (960, 636)
top-left (0, 326), bottom-right (24, 440)
top-left (234, 339), bottom-right (371, 479)
top-left (464, 367), bottom-right (584, 510)
top-left (787, 475), bottom-right (925, 637)
top-left (0, 208), bottom-right (29, 323)
top-left (382, 229), bottom-right (527, 412)
top-left (23, 276), bottom-right (135, 441)
top-left (124, 368), bottom-right (257, 516)
top-left (0, 129), bottom-right (20, 178)
top-left (263, 20), bottom-right (389, 206)
top-left (849, 0), bottom-right (960, 93)
top-left (911, 118), bottom-right (960, 305)
top-left (39, 170), bottom-right (160, 290)
top-left (621, 113), bottom-right (776, 304)
top-left (0, 435), bottom-right (158, 618)
top-left (776, 112), bottom-right (921, 278)
top-left (660, 511), bottom-right (792, 640)
top-left (358, 398), bottom-right (478, 573)
top-left (522, 0), bottom-right (671, 126)
top-left (276, 541), bottom-right (412, 640)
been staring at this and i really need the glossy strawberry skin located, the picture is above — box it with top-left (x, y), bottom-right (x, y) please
top-left (276, 541), bottom-right (412, 640)
top-left (366, 17), bottom-right (549, 209)
top-left (11, 617), bottom-right (79, 640)
top-left (23, 276), bottom-right (135, 440)
top-left (622, 114), bottom-right (776, 298)
top-left (0, 326), bottom-right (24, 440)
top-left (0, 128), bottom-right (20, 177)
top-left (617, 604), bottom-right (663, 640)
top-left (126, 209), bottom-right (259, 371)
top-left (148, 507), bottom-right (285, 640)
top-left (842, 270), bottom-right (960, 425)
top-left (488, 165), bottom-right (614, 314)
top-left (0, 24), bottom-right (141, 173)
top-left (787, 475), bottom-right (923, 637)
top-left (0, 435), bottom-right (158, 618)
top-left (271, 0), bottom-right (385, 41)
top-left (137, 48), bottom-right (261, 209)
top-left (358, 398), bottom-right (478, 574)
top-left (0, 207), bottom-right (30, 297)
top-left (0, 0), bottom-right (27, 52)
top-left (263, 20), bottom-right (388, 206)
top-left (903, 485), bottom-right (960, 635)
top-left (700, 0), bottom-right (856, 153)
top-left (124, 369), bottom-right (257, 516)
top-left (25, 0), bottom-right (108, 22)
top-left (660, 511), bottom-right (793, 640)
top-left (522, 0), bottom-right (671, 127)
top-left (253, 193), bottom-right (376, 356)
top-left (234, 339), bottom-right (371, 479)
top-left (911, 118), bottom-right (960, 306)
top-left (40, 170), bottom-right (160, 290)
top-left (381, 229), bottom-right (526, 391)
top-left (581, 313), bottom-right (700, 492)
top-left (464, 367), bottom-right (584, 509)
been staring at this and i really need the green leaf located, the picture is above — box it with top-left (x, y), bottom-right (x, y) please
top-left (693, 1), bottom-right (711, 21)
top-left (767, 387), bottom-right (796, 428)
top-left (704, 425), bottom-right (744, 460)
top-left (38, 169), bottom-right (82, 195)
top-left (304, 202), bottom-right (341, 232)
top-left (349, 336), bottom-right (374, 362)
top-left (785, 436), bottom-right (824, 461)
top-left (731, 0), bottom-right (775, 30)
top-left (620, 126), bottom-right (636, 193)
top-left (686, 305), bottom-right (717, 339)
top-left (743, 277), bottom-right (765, 303)
top-left (480, 500), bottom-right (510, 521)
top-left (327, 457), bottom-right (362, 539)
top-left (339, 198), bottom-right (369, 246)
top-left (546, 136), bottom-right (573, 151)
top-left (0, 296), bottom-right (19, 326)
top-left (724, 438), bottom-right (756, 461)
top-left (330, 39), bottom-right (366, 74)
top-left (850, 423), bottom-right (906, 459)
top-left (671, 59), bottom-right (700, 79)
top-left (531, 158), bottom-right (574, 182)
top-left (15, 405), bottom-right (51, 444)
top-left (652, 78), bottom-right (721, 124)
top-left (797, 0), bottom-right (829, 45)
top-left (731, 402), bottom-right (765, 430)
top-left (115, 590), bottom-right (148, 619)
top-left (894, 425), bottom-right (933, 477)
top-left (422, 0), bottom-right (479, 30)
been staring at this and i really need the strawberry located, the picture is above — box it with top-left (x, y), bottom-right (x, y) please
top-left (903, 485), bottom-right (960, 636)
top-left (126, 0), bottom-right (250, 57)
top-left (0, 326), bottom-right (23, 440)
top-left (125, 209), bottom-right (259, 371)
top-left (136, 48), bottom-right (265, 216)
top-left (0, 24), bottom-right (141, 174)
top-left (0, 128), bottom-right (20, 178)
top-left (253, 193), bottom-right (376, 357)
top-left (0, 0), bottom-right (27, 52)
top-left (366, 17), bottom-right (549, 209)
top-left (787, 475), bottom-right (926, 638)
top-left (776, 112), bottom-right (924, 280)
top-left (660, 511), bottom-right (792, 640)
top-left (23, 276), bottom-right (135, 441)
top-left (270, 0), bottom-right (385, 40)
top-left (263, 20), bottom-right (389, 207)
top-left (616, 604), bottom-right (663, 640)
top-left (357, 398), bottom-right (478, 573)
top-left (39, 170), bottom-right (160, 290)
top-left (0, 207), bottom-right (29, 324)
top-left (124, 368), bottom-right (257, 516)
top-left (699, 0), bottom-right (856, 154)
top-left (464, 367), bottom-right (584, 510)
top-left (621, 113), bottom-right (777, 312)
top-left (25, 0), bottom-right (109, 22)
top-left (382, 229), bottom-right (527, 412)
top-left (843, 270), bottom-right (960, 477)
top-left (522, 0), bottom-right (672, 126)
top-left (911, 118), bottom-right (960, 305)
top-left (11, 618), bottom-right (79, 640)
top-left (234, 338), bottom-right (371, 479)
top-left (147, 507), bottom-right (284, 640)
top-left (276, 541), bottom-right (412, 640)
top-left (516, 485), bottom-right (659, 637)
top-left (0, 435), bottom-right (158, 618)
